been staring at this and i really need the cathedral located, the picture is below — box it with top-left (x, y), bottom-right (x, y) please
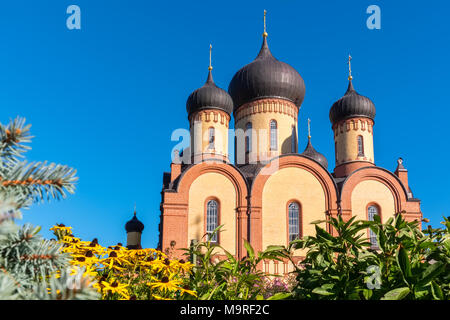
top-left (155, 14), bottom-right (422, 274)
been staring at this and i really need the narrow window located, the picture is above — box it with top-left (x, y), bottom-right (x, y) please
top-left (335, 141), bottom-right (339, 163)
top-left (206, 200), bottom-right (218, 242)
top-left (291, 126), bottom-right (297, 153)
top-left (208, 127), bottom-right (215, 150)
top-left (288, 202), bottom-right (300, 242)
top-left (245, 122), bottom-right (252, 153)
top-left (357, 135), bottom-right (364, 156)
top-left (367, 205), bottom-right (379, 247)
top-left (270, 120), bottom-right (278, 151)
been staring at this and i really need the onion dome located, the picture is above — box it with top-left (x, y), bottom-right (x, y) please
top-left (301, 136), bottom-right (328, 169)
top-left (186, 69), bottom-right (234, 116)
top-left (125, 210), bottom-right (144, 233)
top-left (228, 36), bottom-right (305, 111)
top-left (329, 79), bottom-right (376, 124)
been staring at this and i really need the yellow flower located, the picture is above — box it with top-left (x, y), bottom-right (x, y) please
top-left (148, 275), bottom-right (183, 293)
top-left (70, 252), bottom-right (98, 267)
top-left (174, 259), bottom-right (194, 273)
top-left (179, 285), bottom-right (197, 298)
top-left (101, 279), bottom-right (129, 299)
top-left (100, 251), bottom-right (131, 271)
top-left (152, 294), bottom-right (174, 300)
top-left (50, 224), bottom-right (72, 234)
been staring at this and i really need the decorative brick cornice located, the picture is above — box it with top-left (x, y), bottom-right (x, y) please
top-left (234, 98), bottom-right (298, 123)
top-left (189, 109), bottom-right (230, 128)
top-left (333, 117), bottom-right (374, 137)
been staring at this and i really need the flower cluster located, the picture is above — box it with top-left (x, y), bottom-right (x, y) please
top-left (261, 274), bottom-right (297, 299)
top-left (50, 224), bottom-right (196, 300)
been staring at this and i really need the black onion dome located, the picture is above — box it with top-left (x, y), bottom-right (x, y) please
top-left (329, 80), bottom-right (376, 124)
top-left (186, 70), bottom-right (234, 116)
top-left (301, 137), bottom-right (328, 169)
top-left (228, 37), bottom-right (305, 111)
top-left (125, 212), bottom-right (144, 233)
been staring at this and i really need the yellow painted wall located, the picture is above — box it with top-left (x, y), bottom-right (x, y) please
top-left (188, 172), bottom-right (236, 255)
top-left (351, 179), bottom-right (396, 223)
top-left (235, 111), bottom-right (298, 164)
top-left (190, 111), bottom-right (229, 158)
top-left (261, 166), bottom-right (327, 256)
top-left (334, 119), bottom-right (374, 165)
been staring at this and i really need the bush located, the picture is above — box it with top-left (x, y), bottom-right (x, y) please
top-left (273, 214), bottom-right (450, 300)
top-left (183, 226), bottom-right (290, 300)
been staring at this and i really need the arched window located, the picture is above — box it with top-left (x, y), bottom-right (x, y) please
top-left (208, 127), bottom-right (215, 150)
top-left (288, 202), bottom-right (300, 242)
top-left (270, 120), bottom-right (278, 151)
top-left (291, 126), bottom-right (297, 153)
top-left (367, 205), bottom-right (379, 247)
top-left (206, 200), bottom-right (219, 242)
top-left (357, 135), bottom-right (364, 156)
top-left (245, 122), bottom-right (252, 154)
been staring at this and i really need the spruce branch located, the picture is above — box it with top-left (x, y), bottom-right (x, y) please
top-left (0, 117), bottom-right (32, 164)
top-left (32, 267), bottom-right (100, 300)
top-left (0, 273), bottom-right (19, 299)
top-left (0, 116), bottom-right (86, 300)
top-left (0, 161), bottom-right (78, 209)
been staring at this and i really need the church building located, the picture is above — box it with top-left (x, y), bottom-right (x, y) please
top-left (157, 13), bottom-right (422, 273)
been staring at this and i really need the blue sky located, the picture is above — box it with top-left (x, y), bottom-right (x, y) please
top-left (1, 0), bottom-right (448, 248)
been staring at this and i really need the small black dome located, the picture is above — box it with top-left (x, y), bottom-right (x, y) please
top-left (301, 137), bottom-right (328, 169)
top-left (186, 70), bottom-right (234, 116)
top-left (125, 212), bottom-right (144, 233)
top-left (329, 80), bottom-right (376, 124)
top-left (228, 37), bottom-right (305, 111)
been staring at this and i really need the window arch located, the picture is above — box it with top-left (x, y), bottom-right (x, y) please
top-left (367, 204), bottom-right (379, 247)
top-left (206, 199), bottom-right (219, 242)
top-left (245, 122), bottom-right (252, 154)
top-left (288, 202), bottom-right (301, 242)
top-left (208, 127), bottom-right (215, 150)
top-left (270, 120), bottom-right (278, 151)
top-left (357, 135), bottom-right (364, 156)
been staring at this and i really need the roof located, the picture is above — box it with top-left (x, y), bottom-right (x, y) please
top-left (228, 36), bottom-right (305, 111)
top-left (329, 80), bottom-right (376, 124)
top-left (186, 70), bottom-right (234, 116)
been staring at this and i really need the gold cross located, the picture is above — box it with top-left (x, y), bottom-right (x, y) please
top-left (263, 10), bottom-right (268, 38)
top-left (348, 54), bottom-right (353, 80)
top-left (308, 118), bottom-right (311, 139)
top-left (208, 44), bottom-right (212, 71)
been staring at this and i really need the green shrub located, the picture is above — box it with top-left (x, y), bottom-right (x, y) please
top-left (273, 214), bottom-right (449, 300)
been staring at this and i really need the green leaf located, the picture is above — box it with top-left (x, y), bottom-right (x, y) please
top-left (397, 247), bottom-right (413, 284)
top-left (413, 285), bottom-right (429, 299)
top-left (381, 287), bottom-right (410, 300)
top-left (243, 240), bottom-right (255, 260)
top-left (315, 225), bottom-right (334, 241)
top-left (373, 214), bottom-right (382, 224)
top-left (430, 281), bottom-right (444, 300)
top-left (265, 245), bottom-right (285, 252)
top-left (417, 261), bottom-right (445, 286)
top-left (361, 289), bottom-right (373, 300)
top-left (267, 292), bottom-right (292, 300)
top-left (312, 287), bottom-right (334, 296)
